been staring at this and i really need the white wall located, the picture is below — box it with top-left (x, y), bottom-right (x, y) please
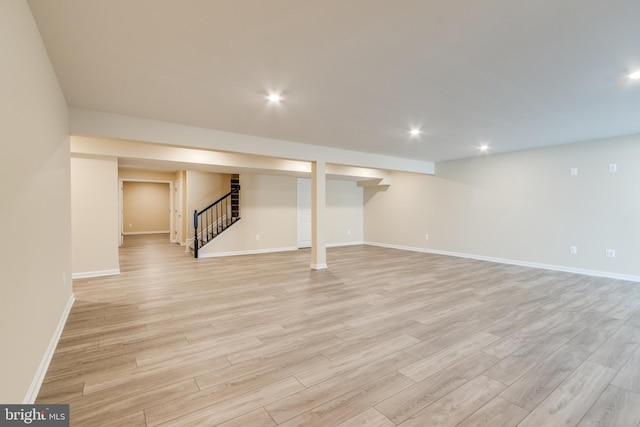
top-left (0, 0), bottom-right (72, 402)
top-left (364, 135), bottom-right (640, 279)
top-left (71, 157), bottom-right (120, 277)
top-left (199, 174), bottom-right (364, 257)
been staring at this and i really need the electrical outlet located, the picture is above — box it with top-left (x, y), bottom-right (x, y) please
top-left (609, 164), bottom-right (617, 173)
top-left (424, 234), bottom-right (429, 240)
top-left (347, 229), bottom-right (351, 235)
top-left (256, 234), bottom-right (261, 241)
top-left (570, 246), bottom-right (577, 255)
top-left (570, 168), bottom-right (578, 176)
top-left (605, 249), bottom-right (616, 258)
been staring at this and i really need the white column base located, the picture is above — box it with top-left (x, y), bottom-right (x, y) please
top-left (310, 263), bottom-right (328, 270)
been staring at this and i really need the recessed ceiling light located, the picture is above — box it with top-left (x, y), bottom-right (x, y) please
top-left (409, 128), bottom-right (422, 137)
top-left (479, 144), bottom-right (489, 152)
top-left (628, 70), bottom-right (640, 80)
top-left (267, 93), bottom-right (282, 103)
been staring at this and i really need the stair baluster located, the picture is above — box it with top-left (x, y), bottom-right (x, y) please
top-left (193, 187), bottom-right (240, 258)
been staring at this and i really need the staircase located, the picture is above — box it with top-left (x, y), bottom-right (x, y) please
top-left (193, 176), bottom-right (240, 258)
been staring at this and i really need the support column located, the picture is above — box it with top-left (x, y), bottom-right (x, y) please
top-left (311, 161), bottom-right (327, 270)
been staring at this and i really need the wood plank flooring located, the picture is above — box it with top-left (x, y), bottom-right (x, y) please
top-left (37, 234), bottom-right (640, 426)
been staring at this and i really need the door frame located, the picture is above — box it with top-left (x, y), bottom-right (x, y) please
top-left (174, 178), bottom-right (183, 244)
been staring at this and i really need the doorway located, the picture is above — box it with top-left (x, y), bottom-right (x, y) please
top-left (119, 179), bottom-right (174, 246)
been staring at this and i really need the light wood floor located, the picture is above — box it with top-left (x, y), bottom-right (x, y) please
top-left (37, 234), bottom-right (640, 426)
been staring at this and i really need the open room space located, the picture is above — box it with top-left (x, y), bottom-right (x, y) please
top-left (37, 235), bottom-right (640, 425)
top-left (3, 1), bottom-right (640, 426)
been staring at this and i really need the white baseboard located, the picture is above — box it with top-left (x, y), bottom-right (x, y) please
top-left (198, 246), bottom-right (298, 258)
top-left (24, 293), bottom-right (75, 404)
top-left (311, 263), bottom-right (329, 270)
top-left (364, 241), bottom-right (640, 283)
top-left (72, 268), bottom-right (120, 279)
top-left (327, 241), bottom-right (365, 248)
top-left (198, 242), bottom-right (363, 261)
top-left (123, 231), bottom-right (170, 235)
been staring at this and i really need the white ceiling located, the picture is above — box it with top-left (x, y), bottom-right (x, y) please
top-left (28, 0), bottom-right (640, 162)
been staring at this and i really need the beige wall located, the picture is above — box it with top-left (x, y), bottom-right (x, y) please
top-left (71, 157), bottom-right (120, 276)
top-left (199, 174), bottom-right (364, 256)
top-left (186, 171), bottom-right (231, 239)
top-left (0, 1), bottom-right (72, 402)
top-left (327, 179), bottom-right (363, 245)
top-left (122, 182), bottom-right (171, 234)
top-left (199, 174), bottom-right (297, 255)
top-left (118, 168), bottom-right (176, 181)
top-left (364, 135), bottom-right (640, 278)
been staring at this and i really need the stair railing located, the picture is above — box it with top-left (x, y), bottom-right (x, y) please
top-left (193, 189), bottom-right (240, 258)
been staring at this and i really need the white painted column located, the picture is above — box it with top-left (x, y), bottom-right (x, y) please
top-left (311, 160), bottom-right (327, 269)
